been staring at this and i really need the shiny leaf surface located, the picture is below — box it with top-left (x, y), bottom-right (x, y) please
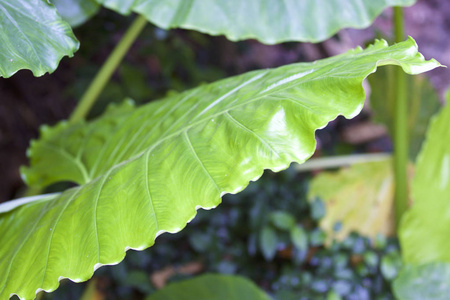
top-left (0, 0), bottom-right (79, 78)
top-left (0, 38), bottom-right (439, 299)
top-left (66, 0), bottom-right (414, 43)
top-left (270, 211), bottom-right (296, 230)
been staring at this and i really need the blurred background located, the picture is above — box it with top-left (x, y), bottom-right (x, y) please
top-left (1, 0), bottom-right (449, 299)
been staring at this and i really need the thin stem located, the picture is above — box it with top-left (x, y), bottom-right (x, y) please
top-left (393, 7), bottom-right (408, 229)
top-left (294, 153), bottom-right (391, 173)
top-left (394, 7), bottom-right (405, 44)
top-left (69, 14), bottom-right (148, 123)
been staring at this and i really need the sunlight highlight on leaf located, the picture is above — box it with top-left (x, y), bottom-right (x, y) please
top-left (0, 38), bottom-right (440, 299)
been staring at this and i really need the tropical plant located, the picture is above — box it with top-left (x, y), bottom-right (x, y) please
top-left (0, 0), bottom-right (447, 299)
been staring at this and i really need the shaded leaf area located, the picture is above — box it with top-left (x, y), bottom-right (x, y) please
top-left (55, 0), bottom-right (414, 43)
top-left (399, 96), bottom-right (450, 264)
top-left (0, 0), bottom-right (79, 78)
top-left (308, 159), bottom-right (396, 242)
top-left (51, 0), bottom-right (100, 27)
top-left (146, 274), bottom-right (270, 300)
top-left (393, 263), bottom-right (450, 300)
top-left (368, 66), bottom-right (441, 160)
top-left (0, 38), bottom-right (439, 299)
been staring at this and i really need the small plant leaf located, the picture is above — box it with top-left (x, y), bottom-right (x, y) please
top-left (270, 211), bottom-right (296, 230)
top-left (64, 0), bottom-right (415, 43)
top-left (393, 263), bottom-right (450, 300)
top-left (381, 251), bottom-right (403, 280)
top-left (260, 226), bottom-right (278, 261)
top-left (146, 274), bottom-right (271, 300)
top-left (0, 38), bottom-right (440, 299)
top-left (0, 0), bottom-right (79, 78)
top-left (290, 225), bottom-right (308, 252)
top-left (399, 91), bottom-right (450, 264)
top-left (310, 198), bottom-right (326, 221)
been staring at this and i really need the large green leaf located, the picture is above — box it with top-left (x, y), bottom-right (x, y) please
top-left (393, 263), bottom-right (450, 300)
top-left (146, 274), bottom-right (271, 300)
top-left (399, 92), bottom-right (450, 264)
top-left (0, 0), bottom-right (79, 78)
top-left (51, 0), bottom-right (100, 27)
top-left (368, 67), bottom-right (441, 160)
top-left (61, 0), bottom-right (415, 43)
top-left (0, 38), bottom-right (439, 299)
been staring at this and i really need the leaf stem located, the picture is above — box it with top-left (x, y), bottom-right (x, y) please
top-left (69, 14), bottom-right (148, 123)
top-left (295, 153), bottom-right (391, 172)
top-left (393, 7), bottom-right (408, 229)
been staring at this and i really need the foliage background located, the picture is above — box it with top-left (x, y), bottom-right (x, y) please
top-left (0, 0), bottom-right (449, 299)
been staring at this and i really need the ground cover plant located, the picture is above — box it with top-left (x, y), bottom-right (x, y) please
top-left (0, 0), bottom-right (449, 299)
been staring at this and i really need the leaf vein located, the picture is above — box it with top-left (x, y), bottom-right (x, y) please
top-left (40, 189), bottom-right (82, 289)
top-left (110, 89), bottom-right (200, 169)
top-left (225, 111), bottom-right (281, 158)
top-left (183, 131), bottom-right (221, 193)
top-left (40, 143), bottom-right (90, 183)
top-left (91, 168), bottom-right (115, 265)
top-left (145, 150), bottom-right (158, 231)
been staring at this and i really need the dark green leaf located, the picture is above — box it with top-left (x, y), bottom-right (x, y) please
top-left (0, 0), bottom-right (79, 77)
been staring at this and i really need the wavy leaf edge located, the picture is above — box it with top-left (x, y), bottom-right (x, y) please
top-left (0, 0), bottom-right (80, 78)
top-left (0, 37), bottom-right (441, 300)
top-left (139, 0), bottom-right (417, 44)
top-left (64, 0), bottom-right (416, 44)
